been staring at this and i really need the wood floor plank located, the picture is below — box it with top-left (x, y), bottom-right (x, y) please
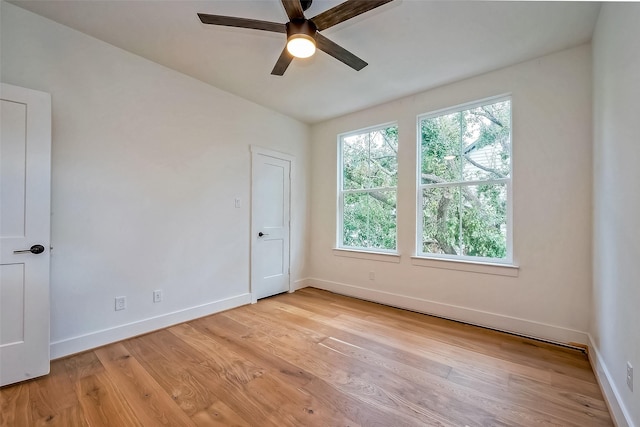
top-left (190, 400), bottom-right (252, 427)
top-left (76, 372), bottom-right (143, 427)
top-left (94, 343), bottom-right (196, 426)
top-left (166, 324), bottom-right (264, 385)
top-left (33, 404), bottom-right (89, 427)
top-left (128, 326), bottom-right (285, 427)
top-left (63, 351), bottom-right (105, 383)
top-left (26, 359), bottom-right (78, 422)
top-left (0, 383), bottom-right (33, 427)
top-left (243, 371), bottom-right (360, 427)
top-left (124, 334), bottom-right (218, 417)
top-left (0, 287), bottom-right (613, 426)
top-left (188, 315), bottom-right (316, 389)
top-left (507, 373), bottom-right (612, 425)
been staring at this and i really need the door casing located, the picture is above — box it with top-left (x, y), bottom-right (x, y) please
top-left (250, 146), bottom-right (293, 303)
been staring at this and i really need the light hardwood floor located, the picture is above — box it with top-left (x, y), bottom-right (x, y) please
top-left (1, 288), bottom-right (612, 426)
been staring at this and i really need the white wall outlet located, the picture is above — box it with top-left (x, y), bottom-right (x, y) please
top-left (153, 290), bottom-right (162, 303)
top-left (114, 296), bottom-right (126, 311)
top-left (369, 271), bottom-right (375, 281)
top-left (627, 362), bottom-right (633, 391)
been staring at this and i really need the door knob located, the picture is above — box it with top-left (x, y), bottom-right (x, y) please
top-left (258, 232), bottom-right (269, 237)
top-left (14, 244), bottom-right (46, 254)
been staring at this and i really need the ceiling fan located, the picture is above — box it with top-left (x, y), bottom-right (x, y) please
top-left (198, 0), bottom-right (395, 76)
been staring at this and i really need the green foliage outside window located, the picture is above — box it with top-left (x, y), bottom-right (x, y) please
top-left (340, 125), bottom-right (398, 251)
top-left (338, 98), bottom-right (511, 261)
top-left (420, 99), bottom-right (511, 259)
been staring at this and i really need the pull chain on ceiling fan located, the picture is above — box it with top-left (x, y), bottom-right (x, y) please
top-left (198, 0), bottom-right (395, 76)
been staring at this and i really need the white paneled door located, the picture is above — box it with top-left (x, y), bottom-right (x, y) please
top-left (0, 83), bottom-right (52, 387)
top-left (251, 148), bottom-right (291, 300)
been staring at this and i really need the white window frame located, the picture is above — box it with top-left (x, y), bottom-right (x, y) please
top-left (337, 122), bottom-right (399, 254)
top-left (416, 95), bottom-right (513, 265)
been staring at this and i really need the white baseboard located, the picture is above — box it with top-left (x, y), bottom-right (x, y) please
top-left (50, 293), bottom-right (251, 359)
top-left (292, 277), bottom-right (311, 291)
top-left (308, 278), bottom-right (589, 346)
top-left (588, 334), bottom-right (635, 427)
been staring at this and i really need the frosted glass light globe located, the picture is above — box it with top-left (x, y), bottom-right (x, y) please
top-left (287, 35), bottom-right (316, 58)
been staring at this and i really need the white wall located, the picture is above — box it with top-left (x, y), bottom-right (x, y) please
top-left (1, 1), bottom-right (309, 358)
top-left (308, 44), bottom-right (592, 345)
top-left (592, 4), bottom-right (640, 426)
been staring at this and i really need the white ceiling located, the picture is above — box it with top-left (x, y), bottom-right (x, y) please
top-left (10, 0), bottom-right (601, 123)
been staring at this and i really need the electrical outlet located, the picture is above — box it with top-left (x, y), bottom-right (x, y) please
top-left (627, 362), bottom-right (634, 391)
top-left (368, 271), bottom-right (375, 281)
top-left (114, 296), bottom-right (126, 311)
top-left (153, 290), bottom-right (162, 303)
top-left (234, 197), bottom-right (241, 208)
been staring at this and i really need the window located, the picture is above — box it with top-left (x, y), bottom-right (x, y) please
top-left (417, 97), bottom-right (512, 263)
top-left (338, 123), bottom-right (398, 252)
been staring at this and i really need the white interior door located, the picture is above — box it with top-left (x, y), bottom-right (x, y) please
top-left (251, 148), bottom-right (291, 300)
top-left (0, 83), bottom-right (52, 387)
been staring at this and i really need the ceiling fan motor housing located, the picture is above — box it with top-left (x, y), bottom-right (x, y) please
top-left (286, 19), bottom-right (317, 41)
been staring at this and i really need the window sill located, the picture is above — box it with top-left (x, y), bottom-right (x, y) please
top-left (410, 256), bottom-right (519, 277)
top-left (333, 248), bottom-right (401, 263)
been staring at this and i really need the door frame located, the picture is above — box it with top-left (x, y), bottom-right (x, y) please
top-left (250, 145), bottom-right (294, 304)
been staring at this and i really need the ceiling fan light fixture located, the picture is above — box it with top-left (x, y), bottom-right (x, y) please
top-left (287, 34), bottom-right (316, 58)
top-left (285, 19), bottom-right (317, 59)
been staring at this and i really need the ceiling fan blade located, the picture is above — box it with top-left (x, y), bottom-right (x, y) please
top-left (271, 47), bottom-right (294, 76)
top-left (198, 14), bottom-right (286, 33)
top-left (281, 0), bottom-right (305, 20)
top-left (315, 33), bottom-right (367, 71)
top-left (310, 0), bottom-right (394, 31)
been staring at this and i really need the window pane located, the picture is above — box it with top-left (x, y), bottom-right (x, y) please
top-left (343, 191), bottom-right (396, 250)
top-left (342, 133), bottom-right (370, 190)
top-left (342, 126), bottom-right (398, 190)
top-left (368, 127), bottom-right (398, 188)
top-left (462, 101), bottom-right (511, 181)
top-left (420, 112), bottom-right (462, 184)
top-left (460, 183), bottom-right (507, 258)
top-left (421, 187), bottom-right (461, 255)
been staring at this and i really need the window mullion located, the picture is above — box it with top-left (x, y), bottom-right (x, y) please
top-left (458, 112), bottom-right (464, 255)
top-left (342, 186), bottom-right (396, 194)
top-left (419, 177), bottom-right (509, 190)
top-left (368, 131), bottom-right (373, 246)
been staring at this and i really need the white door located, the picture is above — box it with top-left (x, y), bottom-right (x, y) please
top-left (251, 148), bottom-right (291, 300)
top-left (0, 83), bottom-right (52, 387)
